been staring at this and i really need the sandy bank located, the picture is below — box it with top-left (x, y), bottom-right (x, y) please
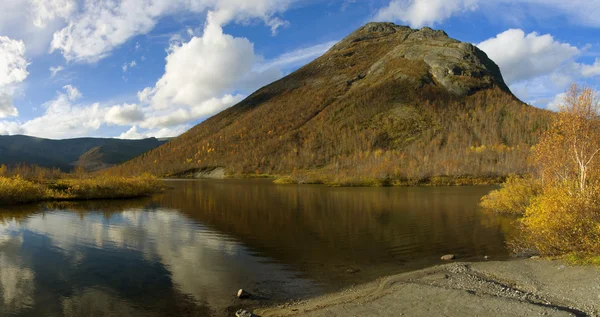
top-left (254, 259), bottom-right (600, 317)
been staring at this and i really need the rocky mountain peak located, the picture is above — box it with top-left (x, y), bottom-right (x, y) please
top-left (328, 22), bottom-right (509, 96)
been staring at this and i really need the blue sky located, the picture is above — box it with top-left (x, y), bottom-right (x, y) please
top-left (0, 0), bottom-right (599, 139)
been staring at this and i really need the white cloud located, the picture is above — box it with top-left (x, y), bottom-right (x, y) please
top-left (49, 0), bottom-right (295, 63)
top-left (30, 0), bottom-right (76, 28)
top-left (265, 16), bottom-right (289, 35)
top-left (49, 66), bottom-right (64, 77)
top-left (118, 126), bottom-right (145, 139)
top-left (546, 93), bottom-right (566, 112)
top-left (375, 0), bottom-right (600, 28)
top-left (476, 29), bottom-right (600, 110)
top-left (133, 12), bottom-right (294, 134)
top-left (139, 14), bottom-right (266, 117)
top-left (581, 59), bottom-right (600, 77)
top-left (50, 0), bottom-right (174, 63)
top-left (257, 40), bottom-right (336, 72)
top-left (119, 125), bottom-right (188, 139)
top-left (140, 94), bottom-right (243, 129)
top-left (105, 104), bottom-right (145, 126)
top-left (18, 86), bottom-right (105, 139)
top-left (375, 0), bottom-right (479, 28)
top-left (63, 84), bottom-right (82, 101)
top-left (122, 60), bottom-right (137, 72)
top-left (0, 0), bottom-right (72, 55)
top-left (0, 38), bottom-right (29, 88)
top-left (0, 36), bottom-right (29, 118)
top-left (477, 29), bottom-right (579, 84)
top-left (474, 29), bottom-right (597, 109)
top-left (0, 121), bottom-right (23, 135)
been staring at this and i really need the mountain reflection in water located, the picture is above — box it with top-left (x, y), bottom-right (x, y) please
top-left (0, 179), bottom-right (514, 316)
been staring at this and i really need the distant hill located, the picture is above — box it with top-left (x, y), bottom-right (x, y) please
top-left (0, 135), bottom-right (166, 172)
top-left (109, 23), bottom-right (553, 183)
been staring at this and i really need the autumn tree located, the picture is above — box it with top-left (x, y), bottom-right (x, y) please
top-left (535, 84), bottom-right (600, 192)
top-left (483, 84), bottom-right (600, 256)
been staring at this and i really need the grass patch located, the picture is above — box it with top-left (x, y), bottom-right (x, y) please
top-left (0, 174), bottom-right (164, 206)
top-left (563, 254), bottom-right (600, 266)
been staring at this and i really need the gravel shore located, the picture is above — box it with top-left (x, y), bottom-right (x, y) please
top-left (254, 259), bottom-right (600, 317)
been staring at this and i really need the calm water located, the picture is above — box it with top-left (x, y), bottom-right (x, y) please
top-left (0, 180), bottom-right (514, 316)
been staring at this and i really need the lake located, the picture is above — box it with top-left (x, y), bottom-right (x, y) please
top-left (0, 179), bottom-right (514, 316)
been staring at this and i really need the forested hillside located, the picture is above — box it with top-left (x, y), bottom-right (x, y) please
top-left (108, 23), bottom-right (552, 184)
top-left (0, 135), bottom-right (166, 172)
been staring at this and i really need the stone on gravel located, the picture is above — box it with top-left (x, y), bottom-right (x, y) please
top-left (441, 254), bottom-right (456, 261)
top-left (237, 289), bottom-right (251, 299)
top-left (235, 309), bottom-right (255, 317)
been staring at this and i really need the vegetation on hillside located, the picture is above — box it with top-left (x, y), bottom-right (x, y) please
top-left (0, 164), bottom-right (163, 206)
top-left (108, 86), bottom-right (551, 185)
top-left (105, 24), bottom-right (552, 185)
top-left (481, 85), bottom-right (600, 258)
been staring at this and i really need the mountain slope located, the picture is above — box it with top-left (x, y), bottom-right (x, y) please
top-left (0, 135), bottom-right (166, 172)
top-left (110, 23), bottom-right (552, 183)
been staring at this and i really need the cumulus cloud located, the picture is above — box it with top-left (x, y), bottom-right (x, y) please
top-left (477, 29), bottom-right (579, 84)
top-left (49, 0), bottom-right (295, 63)
top-left (105, 104), bottom-right (145, 126)
top-left (581, 59), bottom-right (600, 78)
top-left (134, 13), bottom-right (279, 132)
top-left (375, 0), bottom-right (600, 28)
top-left (118, 126), bottom-right (145, 139)
top-left (0, 120), bottom-right (23, 135)
top-left (375, 0), bottom-right (479, 28)
top-left (0, 36), bottom-right (29, 118)
top-left (476, 29), bottom-right (600, 109)
top-left (143, 16), bottom-right (257, 110)
top-left (118, 125), bottom-right (188, 139)
top-left (21, 99), bottom-right (104, 139)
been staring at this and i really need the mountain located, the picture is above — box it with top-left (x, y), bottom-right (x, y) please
top-left (0, 135), bottom-right (167, 172)
top-left (109, 23), bottom-right (552, 183)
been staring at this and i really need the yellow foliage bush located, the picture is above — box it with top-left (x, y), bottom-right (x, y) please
top-left (0, 176), bottom-right (47, 205)
top-left (521, 184), bottom-right (600, 256)
top-left (480, 175), bottom-right (541, 214)
top-left (49, 174), bottom-right (163, 200)
top-left (0, 174), bottom-right (163, 206)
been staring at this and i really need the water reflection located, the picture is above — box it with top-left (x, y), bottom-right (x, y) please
top-left (0, 180), bottom-right (513, 316)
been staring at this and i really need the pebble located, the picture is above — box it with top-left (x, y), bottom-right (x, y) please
top-left (237, 289), bottom-right (251, 299)
top-left (441, 254), bottom-right (456, 261)
top-left (235, 309), bottom-right (255, 317)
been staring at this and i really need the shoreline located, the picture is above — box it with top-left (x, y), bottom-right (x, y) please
top-left (252, 259), bottom-right (600, 317)
top-left (165, 174), bottom-right (506, 187)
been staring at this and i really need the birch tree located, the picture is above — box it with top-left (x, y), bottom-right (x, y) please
top-left (535, 84), bottom-right (600, 192)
